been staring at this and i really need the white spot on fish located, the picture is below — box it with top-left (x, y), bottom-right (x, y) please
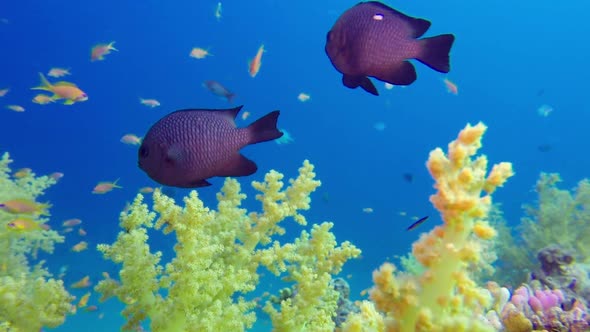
top-left (373, 14), bottom-right (384, 21)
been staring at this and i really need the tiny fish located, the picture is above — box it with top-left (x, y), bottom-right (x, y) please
top-left (121, 134), bottom-right (142, 145)
top-left (215, 2), bottom-right (222, 21)
top-left (62, 218), bottom-right (82, 227)
top-left (138, 106), bottom-right (283, 188)
top-left (71, 241), bottom-right (88, 252)
top-left (190, 47), bottom-right (213, 59)
top-left (297, 93), bottom-right (311, 102)
top-left (443, 78), bottom-right (458, 95)
top-left (248, 44), bottom-right (265, 77)
top-left (91, 42), bottom-right (117, 61)
top-left (71, 275), bottom-right (91, 288)
top-left (139, 98), bottom-right (160, 108)
top-left (0, 88), bottom-right (9, 97)
top-left (13, 168), bottom-right (32, 178)
top-left (6, 217), bottom-right (43, 232)
top-left (48, 68), bottom-right (71, 78)
top-left (203, 80), bottom-right (235, 102)
top-left (325, 1), bottom-right (455, 95)
top-left (32, 94), bottom-right (55, 104)
top-left (406, 215), bottom-right (429, 231)
top-left (6, 105), bottom-right (25, 112)
top-left (50, 172), bottom-right (64, 181)
top-left (92, 179), bottom-right (122, 194)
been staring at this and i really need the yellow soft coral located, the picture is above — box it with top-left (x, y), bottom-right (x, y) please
top-left (96, 160), bottom-right (360, 332)
top-left (342, 123), bottom-right (513, 332)
top-left (0, 152), bottom-right (74, 330)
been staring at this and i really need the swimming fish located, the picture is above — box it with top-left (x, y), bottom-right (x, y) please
top-left (31, 73), bottom-right (88, 105)
top-left (138, 106), bottom-right (283, 188)
top-left (0, 198), bottom-right (51, 215)
top-left (325, 1), bottom-right (455, 95)
top-left (203, 80), bottom-right (235, 102)
top-left (406, 215), bottom-right (429, 231)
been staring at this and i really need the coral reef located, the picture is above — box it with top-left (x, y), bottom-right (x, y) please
top-left (0, 152), bottom-right (74, 331)
top-left (494, 173), bottom-right (590, 286)
top-left (341, 122), bottom-right (514, 331)
top-left (500, 281), bottom-right (590, 331)
top-left (95, 160), bottom-right (361, 332)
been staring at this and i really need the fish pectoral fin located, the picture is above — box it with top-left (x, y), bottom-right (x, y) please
top-left (63, 99), bottom-right (75, 105)
top-left (342, 75), bottom-right (378, 96)
top-left (376, 61), bottom-right (417, 86)
top-left (218, 154), bottom-right (258, 177)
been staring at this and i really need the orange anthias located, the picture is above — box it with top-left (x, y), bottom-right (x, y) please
top-left (248, 44), bottom-right (265, 77)
top-left (31, 73), bottom-right (88, 105)
top-left (92, 179), bottom-right (122, 194)
top-left (91, 41), bottom-right (118, 61)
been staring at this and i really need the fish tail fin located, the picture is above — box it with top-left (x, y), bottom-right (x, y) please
top-left (113, 178), bottom-right (123, 188)
top-left (109, 42), bottom-right (118, 51)
top-left (416, 34), bottom-right (455, 73)
top-left (247, 111), bottom-right (283, 144)
top-left (31, 73), bottom-right (53, 91)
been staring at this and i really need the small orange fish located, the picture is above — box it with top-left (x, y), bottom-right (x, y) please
top-left (0, 198), bottom-right (51, 215)
top-left (120, 134), bottom-right (142, 145)
top-left (31, 73), bottom-right (88, 105)
top-left (62, 227), bottom-right (74, 233)
top-left (13, 168), bottom-right (32, 178)
top-left (32, 94), bottom-right (56, 105)
top-left (50, 172), bottom-right (64, 181)
top-left (139, 187), bottom-right (154, 194)
top-left (62, 218), bottom-right (82, 227)
top-left (48, 67), bottom-right (71, 78)
top-left (443, 78), bottom-right (458, 95)
top-left (0, 88), bottom-right (9, 97)
top-left (92, 179), bottom-right (122, 194)
top-left (71, 275), bottom-right (91, 288)
top-left (6, 105), bottom-right (25, 112)
top-left (297, 93), bottom-right (311, 102)
top-left (6, 217), bottom-right (43, 232)
top-left (91, 42), bottom-right (117, 61)
top-left (248, 44), bottom-right (265, 77)
top-left (139, 98), bottom-right (160, 108)
top-left (71, 241), bottom-right (88, 252)
top-left (85, 305), bottom-right (99, 312)
top-left (78, 228), bottom-right (87, 236)
top-left (190, 47), bottom-right (213, 59)
top-left (77, 292), bottom-right (91, 308)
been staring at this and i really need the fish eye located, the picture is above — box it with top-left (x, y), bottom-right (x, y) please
top-left (372, 13), bottom-right (384, 21)
top-left (7, 222), bottom-right (15, 228)
top-left (139, 146), bottom-right (149, 158)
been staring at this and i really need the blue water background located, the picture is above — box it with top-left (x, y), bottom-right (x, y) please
top-left (1, 0), bottom-right (589, 330)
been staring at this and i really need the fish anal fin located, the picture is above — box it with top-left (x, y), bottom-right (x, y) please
top-left (218, 154), bottom-right (257, 177)
top-left (63, 99), bottom-right (75, 105)
top-left (342, 75), bottom-right (378, 96)
top-left (187, 179), bottom-right (212, 188)
top-left (376, 61), bottom-right (417, 86)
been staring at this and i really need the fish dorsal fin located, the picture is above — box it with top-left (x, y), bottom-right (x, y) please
top-left (218, 105), bottom-right (244, 127)
top-left (365, 1), bottom-right (431, 38)
top-left (221, 105), bottom-right (243, 120)
top-left (54, 81), bottom-right (77, 87)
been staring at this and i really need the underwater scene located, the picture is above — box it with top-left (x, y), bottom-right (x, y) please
top-left (1, 0), bottom-right (590, 331)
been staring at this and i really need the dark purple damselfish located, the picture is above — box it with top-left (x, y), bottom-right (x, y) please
top-left (325, 1), bottom-right (455, 96)
top-left (138, 106), bottom-right (283, 188)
